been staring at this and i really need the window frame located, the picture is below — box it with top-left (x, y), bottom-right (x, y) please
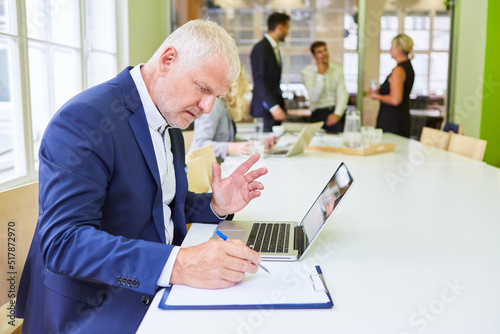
top-left (0, 0), bottom-right (126, 191)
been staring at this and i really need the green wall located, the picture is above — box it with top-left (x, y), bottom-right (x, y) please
top-left (480, 0), bottom-right (500, 167)
top-left (449, 0), bottom-right (487, 139)
top-left (128, 0), bottom-right (171, 65)
top-left (449, 0), bottom-right (500, 167)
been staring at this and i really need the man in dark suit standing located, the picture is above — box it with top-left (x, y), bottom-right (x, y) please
top-left (250, 12), bottom-right (291, 132)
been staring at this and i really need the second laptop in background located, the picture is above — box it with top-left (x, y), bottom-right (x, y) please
top-left (266, 121), bottom-right (324, 157)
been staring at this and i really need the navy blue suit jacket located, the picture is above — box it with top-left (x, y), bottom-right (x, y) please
top-left (250, 37), bottom-right (286, 131)
top-left (16, 67), bottom-right (222, 333)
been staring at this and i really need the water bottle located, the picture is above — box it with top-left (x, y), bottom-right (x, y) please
top-left (343, 108), bottom-right (362, 148)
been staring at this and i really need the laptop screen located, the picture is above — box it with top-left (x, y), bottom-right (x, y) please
top-left (300, 163), bottom-right (354, 245)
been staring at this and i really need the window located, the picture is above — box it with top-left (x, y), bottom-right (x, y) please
top-left (1, 0), bottom-right (25, 185)
top-left (404, 11), bottom-right (431, 96)
top-left (0, 0), bottom-right (120, 190)
top-left (344, 13), bottom-right (358, 94)
top-left (380, 11), bottom-right (398, 51)
top-left (404, 11), bottom-right (430, 51)
top-left (201, 1), bottom-right (359, 100)
top-left (379, 10), bottom-right (450, 98)
top-left (86, 0), bottom-right (117, 87)
top-left (429, 11), bottom-right (450, 96)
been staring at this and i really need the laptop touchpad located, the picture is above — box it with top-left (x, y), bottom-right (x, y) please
top-left (218, 221), bottom-right (246, 231)
top-left (220, 230), bottom-right (247, 240)
top-left (216, 221), bottom-right (247, 240)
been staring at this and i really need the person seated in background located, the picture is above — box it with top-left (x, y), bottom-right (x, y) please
top-left (301, 41), bottom-right (349, 133)
top-left (190, 64), bottom-right (276, 162)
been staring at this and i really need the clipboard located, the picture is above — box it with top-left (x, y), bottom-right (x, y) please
top-left (158, 263), bottom-right (333, 310)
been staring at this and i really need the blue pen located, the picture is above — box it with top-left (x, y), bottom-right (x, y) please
top-left (215, 230), bottom-right (271, 274)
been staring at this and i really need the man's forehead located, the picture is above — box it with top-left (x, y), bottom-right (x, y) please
top-left (198, 64), bottom-right (232, 91)
top-left (314, 45), bottom-right (328, 54)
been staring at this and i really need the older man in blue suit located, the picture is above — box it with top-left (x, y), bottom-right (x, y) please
top-left (16, 20), bottom-right (267, 333)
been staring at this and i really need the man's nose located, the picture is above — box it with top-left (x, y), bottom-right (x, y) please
top-left (198, 95), bottom-right (217, 114)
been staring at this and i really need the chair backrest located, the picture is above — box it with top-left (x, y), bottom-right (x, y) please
top-left (0, 182), bottom-right (38, 333)
top-left (420, 126), bottom-right (451, 150)
top-left (186, 156), bottom-right (211, 193)
top-left (186, 144), bottom-right (216, 185)
top-left (182, 130), bottom-right (195, 153)
top-left (443, 122), bottom-right (464, 135)
top-left (448, 133), bottom-right (487, 161)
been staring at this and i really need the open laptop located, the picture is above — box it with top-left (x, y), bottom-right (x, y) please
top-left (266, 121), bottom-right (324, 157)
top-left (214, 162), bottom-right (354, 261)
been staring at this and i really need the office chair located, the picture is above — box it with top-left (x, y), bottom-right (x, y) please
top-left (0, 182), bottom-right (39, 334)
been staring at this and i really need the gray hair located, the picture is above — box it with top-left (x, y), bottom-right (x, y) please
top-left (148, 19), bottom-right (240, 83)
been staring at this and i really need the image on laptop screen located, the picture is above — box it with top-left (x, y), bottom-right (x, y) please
top-left (300, 163), bottom-right (354, 247)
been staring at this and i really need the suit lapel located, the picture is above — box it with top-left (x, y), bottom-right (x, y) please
top-left (118, 67), bottom-right (166, 243)
top-left (129, 112), bottom-right (167, 244)
top-left (128, 113), bottom-right (161, 187)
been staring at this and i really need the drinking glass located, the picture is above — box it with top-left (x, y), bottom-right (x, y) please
top-left (254, 117), bottom-right (264, 139)
top-left (361, 126), bottom-right (374, 148)
top-left (372, 128), bottom-right (383, 145)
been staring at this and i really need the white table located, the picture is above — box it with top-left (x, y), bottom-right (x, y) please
top-left (137, 134), bottom-right (500, 334)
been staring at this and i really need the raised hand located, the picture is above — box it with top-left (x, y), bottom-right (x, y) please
top-left (210, 153), bottom-right (268, 217)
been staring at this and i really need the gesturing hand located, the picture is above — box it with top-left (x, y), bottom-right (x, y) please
top-left (210, 153), bottom-right (268, 217)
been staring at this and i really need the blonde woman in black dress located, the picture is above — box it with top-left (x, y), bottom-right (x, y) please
top-left (369, 34), bottom-right (415, 138)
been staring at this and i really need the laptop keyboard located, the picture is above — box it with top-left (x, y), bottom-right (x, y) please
top-left (246, 223), bottom-right (291, 253)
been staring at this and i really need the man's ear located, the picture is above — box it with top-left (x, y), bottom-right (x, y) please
top-left (158, 46), bottom-right (177, 74)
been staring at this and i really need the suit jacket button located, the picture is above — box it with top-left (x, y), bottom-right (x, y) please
top-left (141, 296), bottom-right (150, 305)
top-left (132, 279), bottom-right (139, 288)
top-left (117, 276), bottom-right (123, 284)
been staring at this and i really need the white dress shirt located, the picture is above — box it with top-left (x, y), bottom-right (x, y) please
top-left (130, 65), bottom-right (179, 287)
top-left (265, 33), bottom-right (281, 66)
top-left (301, 62), bottom-right (349, 117)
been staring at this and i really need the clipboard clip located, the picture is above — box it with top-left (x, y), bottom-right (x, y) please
top-left (310, 266), bottom-right (329, 293)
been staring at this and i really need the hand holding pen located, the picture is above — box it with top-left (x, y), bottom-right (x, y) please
top-left (170, 231), bottom-right (265, 289)
top-left (215, 230), bottom-right (271, 274)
